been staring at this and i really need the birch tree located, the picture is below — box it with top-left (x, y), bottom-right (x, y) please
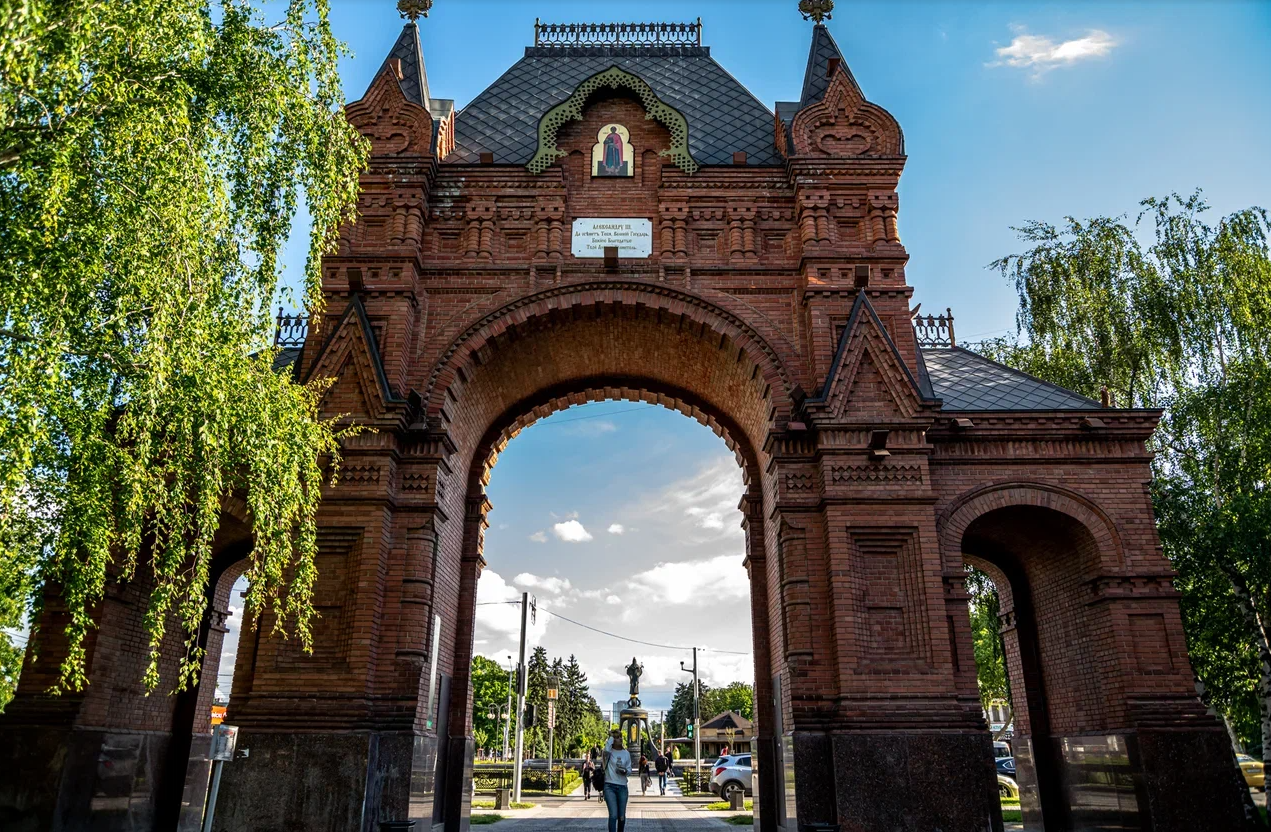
top-left (0, 0), bottom-right (367, 702)
top-left (981, 191), bottom-right (1271, 761)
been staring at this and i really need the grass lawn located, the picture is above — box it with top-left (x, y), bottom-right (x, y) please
top-left (470, 814), bottom-right (503, 825)
top-left (704, 800), bottom-right (754, 811)
top-left (471, 801), bottom-right (535, 810)
top-left (724, 816), bottom-right (754, 826)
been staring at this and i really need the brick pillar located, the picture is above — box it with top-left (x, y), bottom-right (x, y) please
top-left (767, 427), bottom-right (1002, 832)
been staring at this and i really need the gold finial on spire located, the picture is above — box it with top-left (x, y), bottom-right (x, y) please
top-left (798, 0), bottom-right (834, 24)
top-left (397, 0), bottom-right (432, 22)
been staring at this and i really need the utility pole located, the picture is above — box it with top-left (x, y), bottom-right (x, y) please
top-left (503, 656), bottom-right (514, 760)
top-left (680, 646), bottom-right (700, 791)
top-left (512, 593), bottom-right (529, 802)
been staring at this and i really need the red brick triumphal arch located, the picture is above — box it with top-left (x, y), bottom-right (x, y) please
top-left (0, 11), bottom-right (1256, 832)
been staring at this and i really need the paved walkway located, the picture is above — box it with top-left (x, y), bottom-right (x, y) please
top-left (475, 776), bottom-right (739, 829)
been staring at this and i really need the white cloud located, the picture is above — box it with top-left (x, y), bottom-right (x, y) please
top-left (631, 456), bottom-right (744, 544)
top-left (605, 594), bottom-right (622, 605)
top-left (607, 523), bottom-right (625, 535)
top-left (553, 519), bottom-right (593, 542)
top-left (990, 27), bottom-right (1117, 76)
top-left (514, 573), bottom-right (573, 594)
top-left (528, 530), bottom-right (548, 543)
top-left (686, 508), bottom-right (725, 530)
top-left (563, 419), bottom-right (618, 437)
top-left (631, 554), bottom-right (750, 605)
top-left (475, 569), bottom-right (549, 650)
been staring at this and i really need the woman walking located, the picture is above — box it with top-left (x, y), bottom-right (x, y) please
top-left (639, 754), bottom-right (651, 796)
top-left (582, 755), bottom-right (596, 801)
top-left (602, 732), bottom-right (632, 832)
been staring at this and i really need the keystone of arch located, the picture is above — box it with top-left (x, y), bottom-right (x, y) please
top-left (526, 65), bottom-right (699, 175)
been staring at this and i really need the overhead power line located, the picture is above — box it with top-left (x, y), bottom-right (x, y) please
top-left (474, 600), bottom-right (749, 656)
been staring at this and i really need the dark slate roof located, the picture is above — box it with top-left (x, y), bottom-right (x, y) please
top-left (702, 710), bottom-right (752, 731)
top-left (372, 22), bottom-right (431, 110)
top-left (799, 23), bottom-right (854, 107)
top-left (272, 347), bottom-right (302, 375)
top-left (921, 347), bottom-right (1100, 411)
top-left (449, 45), bottom-right (782, 166)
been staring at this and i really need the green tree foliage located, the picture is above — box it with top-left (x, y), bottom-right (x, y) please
top-left (702, 681), bottom-right (754, 722)
top-left (0, 0), bottom-right (366, 700)
top-left (980, 191), bottom-right (1271, 756)
top-left (965, 566), bottom-right (1011, 737)
top-left (471, 655), bottom-right (511, 754)
top-left (667, 679), bottom-right (709, 738)
top-left (482, 648), bottom-right (607, 758)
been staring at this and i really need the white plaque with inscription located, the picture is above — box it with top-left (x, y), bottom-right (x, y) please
top-left (571, 218), bottom-right (653, 259)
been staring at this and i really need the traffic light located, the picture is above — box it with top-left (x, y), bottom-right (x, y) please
top-left (686, 724), bottom-right (694, 739)
top-left (524, 704), bottom-right (537, 728)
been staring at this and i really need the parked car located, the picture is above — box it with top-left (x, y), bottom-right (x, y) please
top-left (1237, 754), bottom-right (1265, 788)
top-left (995, 756), bottom-right (1016, 777)
top-left (709, 754), bottom-right (753, 800)
top-left (997, 774), bottom-right (1020, 798)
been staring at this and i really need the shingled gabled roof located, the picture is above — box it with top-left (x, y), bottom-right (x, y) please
top-left (702, 710), bottom-right (753, 731)
top-left (921, 347), bottom-right (1101, 411)
top-left (448, 33), bottom-right (782, 166)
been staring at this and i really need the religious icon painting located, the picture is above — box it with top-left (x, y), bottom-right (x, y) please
top-left (592, 123), bottom-right (633, 177)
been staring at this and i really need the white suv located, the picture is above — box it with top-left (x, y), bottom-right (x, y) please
top-left (709, 754), bottom-right (753, 800)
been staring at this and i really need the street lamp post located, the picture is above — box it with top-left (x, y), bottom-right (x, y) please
top-left (487, 703), bottom-right (511, 761)
top-left (547, 675), bottom-right (559, 794)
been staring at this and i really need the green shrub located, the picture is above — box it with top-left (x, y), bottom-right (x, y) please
top-left (725, 816), bottom-right (754, 826)
top-left (1001, 808), bottom-right (1022, 823)
top-left (704, 800), bottom-right (754, 811)
top-left (470, 814), bottom-right (503, 825)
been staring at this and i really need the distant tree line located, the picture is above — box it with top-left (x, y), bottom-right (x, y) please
top-left (471, 647), bottom-right (609, 758)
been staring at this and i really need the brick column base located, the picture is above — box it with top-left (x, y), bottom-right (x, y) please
top-left (789, 730), bottom-right (1003, 832)
top-left (211, 729), bottom-right (423, 831)
top-left (1052, 728), bottom-right (1254, 831)
top-left (0, 723), bottom-right (174, 831)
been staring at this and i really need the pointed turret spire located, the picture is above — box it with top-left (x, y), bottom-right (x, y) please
top-left (371, 17), bottom-right (432, 111)
top-left (798, 22), bottom-right (853, 107)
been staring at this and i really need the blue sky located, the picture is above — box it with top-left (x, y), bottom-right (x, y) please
top-left (241, 1), bottom-right (1271, 713)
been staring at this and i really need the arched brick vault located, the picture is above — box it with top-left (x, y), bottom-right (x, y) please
top-left (938, 480), bottom-right (1127, 573)
top-left (432, 290), bottom-right (780, 741)
top-left (422, 281), bottom-right (802, 439)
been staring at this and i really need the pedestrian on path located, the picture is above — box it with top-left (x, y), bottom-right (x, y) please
top-left (639, 754), bottom-right (651, 795)
top-left (655, 749), bottom-right (669, 795)
top-left (602, 732), bottom-right (632, 832)
top-left (582, 757), bottom-right (596, 800)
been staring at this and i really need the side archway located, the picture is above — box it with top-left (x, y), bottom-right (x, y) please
top-left (939, 480), bottom-right (1126, 573)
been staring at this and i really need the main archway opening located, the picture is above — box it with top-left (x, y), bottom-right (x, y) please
top-left (468, 396), bottom-right (758, 815)
top-left (426, 287), bottom-right (790, 827)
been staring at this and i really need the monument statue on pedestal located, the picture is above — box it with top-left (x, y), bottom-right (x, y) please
top-left (625, 657), bottom-right (643, 706)
top-left (619, 657), bottom-right (653, 759)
